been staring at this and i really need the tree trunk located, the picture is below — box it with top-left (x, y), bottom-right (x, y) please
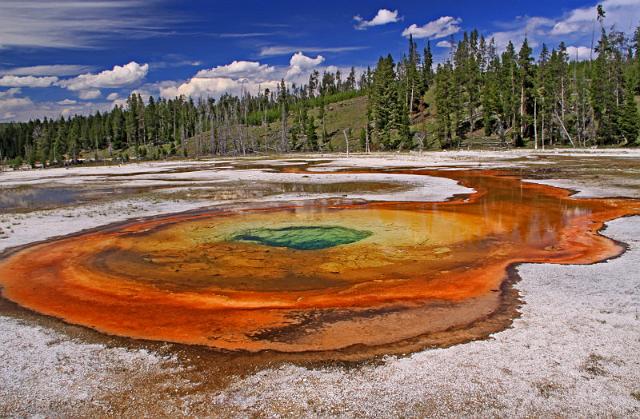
top-left (365, 126), bottom-right (370, 153)
top-left (409, 85), bottom-right (415, 116)
top-left (541, 112), bottom-right (545, 150)
top-left (554, 111), bottom-right (575, 147)
top-left (520, 83), bottom-right (525, 138)
top-left (214, 114), bottom-right (217, 155)
top-left (343, 129), bottom-right (350, 156)
top-left (533, 97), bottom-right (538, 150)
top-left (280, 102), bottom-right (287, 152)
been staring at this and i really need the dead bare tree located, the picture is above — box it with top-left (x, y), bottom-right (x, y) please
top-left (343, 129), bottom-right (350, 156)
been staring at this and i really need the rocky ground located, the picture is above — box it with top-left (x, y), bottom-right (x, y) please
top-left (1, 149), bottom-right (639, 417)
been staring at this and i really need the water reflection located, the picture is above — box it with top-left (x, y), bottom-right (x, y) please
top-left (0, 187), bottom-right (80, 211)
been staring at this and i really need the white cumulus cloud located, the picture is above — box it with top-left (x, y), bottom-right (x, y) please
top-left (0, 75), bottom-right (58, 88)
top-left (289, 52), bottom-right (325, 69)
top-left (486, 2), bottom-right (638, 54)
top-left (354, 9), bottom-right (401, 30)
top-left (160, 77), bottom-right (279, 100)
top-left (487, 17), bottom-right (554, 51)
top-left (436, 40), bottom-right (453, 48)
top-left (195, 61), bottom-right (275, 81)
top-left (0, 85), bottom-right (115, 122)
top-left (78, 89), bottom-right (101, 100)
top-left (159, 52), bottom-right (336, 100)
top-left (402, 16), bottom-right (462, 40)
top-left (106, 92), bottom-right (119, 101)
top-left (59, 62), bottom-right (149, 91)
top-left (0, 97), bottom-right (32, 109)
top-left (550, 0), bottom-right (640, 36)
top-left (0, 95), bottom-right (33, 120)
top-left (286, 52), bottom-right (325, 80)
top-left (566, 46), bottom-right (593, 61)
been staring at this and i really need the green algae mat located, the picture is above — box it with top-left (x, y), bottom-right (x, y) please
top-left (232, 226), bottom-right (372, 250)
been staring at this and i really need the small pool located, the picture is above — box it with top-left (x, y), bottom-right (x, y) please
top-left (0, 187), bottom-right (81, 211)
top-left (232, 225), bottom-right (372, 250)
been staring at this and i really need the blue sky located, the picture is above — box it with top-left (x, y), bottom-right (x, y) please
top-left (0, 0), bottom-right (638, 122)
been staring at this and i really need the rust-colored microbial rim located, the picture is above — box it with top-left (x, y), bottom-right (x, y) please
top-left (0, 169), bottom-right (638, 358)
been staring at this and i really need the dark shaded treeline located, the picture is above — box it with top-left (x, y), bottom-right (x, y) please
top-left (1, 11), bottom-right (639, 167)
top-left (0, 68), bottom-right (363, 166)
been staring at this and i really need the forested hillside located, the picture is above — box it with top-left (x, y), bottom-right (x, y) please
top-left (1, 15), bottom-right (639, 167)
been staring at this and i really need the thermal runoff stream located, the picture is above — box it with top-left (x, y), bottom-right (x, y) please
top-left (0, 169), bottom-right (638, 355)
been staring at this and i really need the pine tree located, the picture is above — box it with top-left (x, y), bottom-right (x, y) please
top-left (111, 106), bottom-right (125, 150)
top-left (463, 31), bottom-right (483, 133)
top-left (500, 41), bottom-right (519, 140)
top-left (125, 94), bottom-right (138, 148)
top-left (52, 121), bottom-right (67, 163)
top-left (318, 94), bottom-right (326, 149)
top-left (345, 67), bottom-right (357, 91)
top-left (371, 55), bottom-right (399, 149)
top-left (359, 127), bottom-right (367, 151)
top-left (136, 93), bottom-right (146, 146)
top-left (305, 115), bottom-right (318, 151)
top-left (535, 44), bottom-right (551, 148)
top-left (67, 119), bottom-right (80, 162)
top-left (591, 29), bottom-right (621, 144)
top-left (633, 26), bottom-right (640, 94)
top-left (517, 38), bottom-right (534, 145)
top-left (406, 34), bottom-right (421, 114)
top-left (396, 82), bottom-right (412, 149)
top-left (620, 84), bottom-right (640, 144)
top-left (422, 42), bottom-right (434, 95)
top-left (145, 96), bottom-right (158, 145)
top-left (435, 62), bottom-right (454, 147)
top-left (482, 39), bottom-right (501, 136)
top-left (277, 79), bottom-right (289, 151)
